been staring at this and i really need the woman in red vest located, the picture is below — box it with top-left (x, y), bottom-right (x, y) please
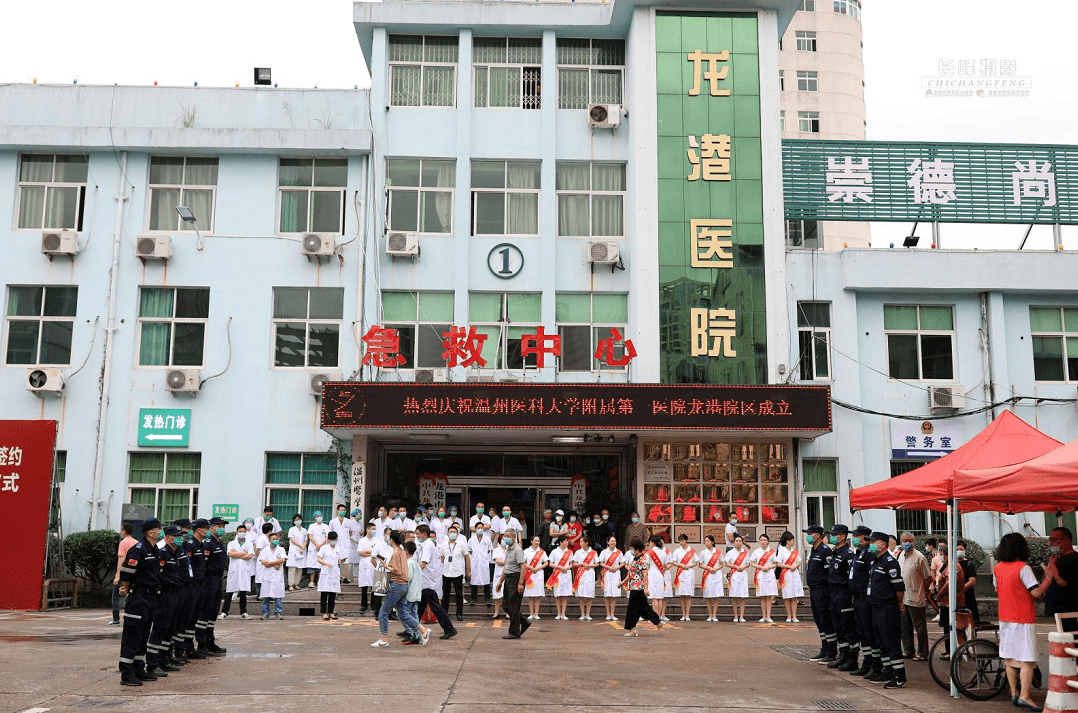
top-left (994, 533), bottom-right (1048, 711)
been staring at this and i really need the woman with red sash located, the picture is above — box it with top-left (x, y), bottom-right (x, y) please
top-left (776, 531), bottom-right (804, 623)
top-left (549, 537), bottom-right (574, 620)
top-left (724, 533), bottom-right (750, 622)
top-left (646, 535), bottom-right (670, 622)
top-left (697, 535), bottom-right (725, 622)
top-left (599, 535), bottom-right (625, 621)
top-left (620, 538), bottom-right (665, 637)
top-left (522, 535), bottom-right (548, 620)
top-left (671, 533), bottom-right (698, 621)
top-left (573, 535), bottom-right (598, 620)
top-left (749, 533), bottom-right (778, 623)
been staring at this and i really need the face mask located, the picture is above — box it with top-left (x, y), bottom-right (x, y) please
top-left (172, 536), bottom-right (183, 546)
top-left (215, 528), bottom-right (225, 536)
top-left (602, 514), bottom-right (609, 521)
top-left (270, 539), bottom-right (280, 547)
top-left (238, 534), bottom-right (246, 542)
top-left (1050, 545), bottom-right (1061, 555)
top-left (730, 519), bottom-right (738, 525)
top-left (503, 511), bottom-right (511, 518)
top-left (378, 511), bottom-right (386, 518)
top-left (450, 511), bottom-right (458, 517)
top-left (594, 519), bottom-right (601, 525)
top-left (900, 542), bottom-right (913, 551)
top-left (449, 533), bottom-right (458, 541)
top-left (503, 537), bottom-right (513, 547)
top-left (570, 517), bottom-right (577, 523)
top-left (631, 517), bottom-right (639, 524)
top-left (438, 512), bottom-right (446, 518)
top-left (829, 535), bottom-right (839, 545)
top-left (805, 535), bottom-right (814, 545)
top-left (477, 508), bottom-right (484, 514)
top-left (957, 549), bottom-right (968, 559)
top-left (868, 543), bottom-right (879, 553)
top-left (338, 512), bottom-right (346, 519)
top-left (244, 520), bottom-right (254, 528)
top-left (315, 516), bottom-right (323, 523)
top-left (555, 516), bottom-right (563, 522)
top-left (294, 520), bottom-right (302, 526)
top-left (850, 537), bottom-right (860, 547)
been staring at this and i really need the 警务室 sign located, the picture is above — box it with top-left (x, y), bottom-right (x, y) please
top-left (138, 408), bottom-right (190, 447)
top-left (890, 419), bottom-right (964, 459)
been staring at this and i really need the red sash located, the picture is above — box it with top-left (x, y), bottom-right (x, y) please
top-left (729, 549), bottom-right (747, 586)
top-left (604, 550), bottom-right (622, 570)
top-left (648, 549), bottom-right (665, 576)
top-left (672, 550), bottom-right (696, 589)
top-left (778, 549), bottom-right (799, 588)
top-left (572, 550), bottom-right (596, 592)
top-left (548, 549), bottom-right (573, 588)
top-left (753, 549), bottom-right (774, 588)
top-left (700, 550), bottom-right (723, 588)
top-left (523, 550), bottom-right (543, 587)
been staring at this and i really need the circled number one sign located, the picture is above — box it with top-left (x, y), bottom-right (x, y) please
top-left (487, 243), bottom-right (524, 279)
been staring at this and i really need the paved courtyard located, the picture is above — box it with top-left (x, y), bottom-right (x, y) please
top-left (0, 608), bottom-right (1042, 713)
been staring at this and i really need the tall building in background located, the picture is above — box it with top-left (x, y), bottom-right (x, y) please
top-left (779, 0), bottom-right (870, 249)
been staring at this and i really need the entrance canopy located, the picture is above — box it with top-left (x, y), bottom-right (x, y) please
top-left (849, 410), bottom-right (1062, 513)
top-left (955, 436), bottom-right (1078, 514)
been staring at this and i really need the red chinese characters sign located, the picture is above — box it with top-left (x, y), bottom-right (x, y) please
top-left (321, 383), bottom-right (831, 433)
top-left (1, 420), bottom-right (57, 610)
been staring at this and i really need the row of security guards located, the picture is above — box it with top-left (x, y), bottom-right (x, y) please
top-left (803, 524), bottom-right (907, 689)
top-left (117, 516), bottom-right (230, 686)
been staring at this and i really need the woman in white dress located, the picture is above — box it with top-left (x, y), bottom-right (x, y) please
top-left (549, 537), bottom-right (574, 620)
top-left (306, 511), bottom-right (330, 590)
top-left (670, 533), bottom-right (698, 621)
top-left (645, 535), bottom-right (669, 622)
top-left (598, 535), bottom-right (624, 621)
top-left (749, 533), bottom-right (779, 623)
top-left (355, 523), bottom-right (377, 615)
top-left (286, 514), bottom-right (307, 591)
top-left (572, 535), bottom-right (599, 620)
top-left (776, 531), bottom-right (805, 623)
top-left (489, 539), bottom-right (507, 620)
top-left (724, 533), bottom-right (750, 622)
top-left (316, 530), bottom-right (345, 620)
top-left (522, 534), bottom-right (548, 620)
top-left (468, 525), bottom-right (493, 605)
top-left (697, 534), bottom-right (726, 622)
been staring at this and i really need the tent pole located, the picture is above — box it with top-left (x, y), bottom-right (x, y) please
top-left (949, 499), bottom-right (959, 699)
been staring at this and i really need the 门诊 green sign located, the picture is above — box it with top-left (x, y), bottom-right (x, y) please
top-left (137, 408), bottom-right (190, 447)
top-left (212, 504), bottom-right (239, 520)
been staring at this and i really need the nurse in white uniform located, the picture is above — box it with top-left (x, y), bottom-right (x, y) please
top-left (670, 534), bottom-right (697, 621)
top-left (725, 533), bottom-right (750, 622)
top-left (467, 525), bottom-right (493, 605)
top-left (749, 533), bottom-right (779, 623)
top-left (355, 523), bottom-right (377, 615)
top-left (223, 525), bottom-right (254, 618)
top-left (522, 535), bottom-right (548, 620)
top-left (645, 536), bottom-right (669, 622)
top-left (697, 534), bottom-right (726, 622)
top-left (306, 511), bottom-right (330, 589)
top-left (572, 535), bottom-right (598, 621)
top-left (286, 515), bottom-right (308, 591)
top-left (598, 535), bottom-right (624, 621)
top-left (329, 506), bottom-right (354, 584)
top-left (489, 539), bottom-right (507, 619)
top-left (776, 531), bottom-right (804, 623)
top-left (317, 530), bottom-right (344, 620)
top-left (549, 538), bottom-right (574, 620)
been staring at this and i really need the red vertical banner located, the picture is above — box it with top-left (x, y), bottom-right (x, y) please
top-left (0, 420), bottom-right (57, 610)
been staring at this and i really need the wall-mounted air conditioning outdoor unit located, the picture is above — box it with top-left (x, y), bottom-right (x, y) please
top-left (386, 231), bottom-right (419, 257)
top-left (415, 367), bottom-right (448, 383)
top-left (27, 368), bottom-right (64, 396)
top-left (41, 230), bottom-right (79, 258)
top-left (137, 235), bottom-right (172, 261)
top-left (166, 369), bottom-right (201, 394)
top-left (309, 371), bottom-right (343, 398)
top-left (928, 385), bottom-right (965, 412)
top-left (588, 241), bottom-right (621, 265)
top-left (301, 233), bottom-right (337, 258)
top-left (588, 104), bottom-right (622, 128)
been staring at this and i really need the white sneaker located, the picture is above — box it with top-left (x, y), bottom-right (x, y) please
top-left (739, 617), bottom-right (747, 623)
top-left (218, 612), bottom-right (227, 620)
top-left (660, 616), bottom-right (670, 622)
top-left (371, 639), bottom-right (388, 648)
top-left (766, 618), bottom-right (774, 623)
top-left (792, 618), bottom-right (800, 623)
top-left (240, 613), bottom-right (249, 620)
top-left (579, 616), bottom-right (586, 621)
top-left (759, 617), bottom-right (767, 623)
top-left (585, 616), bottom-right (593, 621)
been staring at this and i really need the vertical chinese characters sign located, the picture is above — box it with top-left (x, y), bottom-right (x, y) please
top-left (1, 420), bottom-right (57, 610)
top-left (656, 13), bottom-right (766, 384)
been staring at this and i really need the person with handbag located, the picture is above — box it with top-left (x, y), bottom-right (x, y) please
top-left (370, 526), bottom-right (394, 617)
top-left (371, 530), bottom-right (424, 648)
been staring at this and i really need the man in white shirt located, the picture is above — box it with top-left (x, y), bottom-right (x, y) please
top-left (329, 505), bottom-right (355, 584)
top-left (370, 507), bottom-right (391, 539)
top-left (253, 506), bottom-right (282, 536)
top-left (448, 507), bottom-right (464, 532)
top-left (397, 509), bottom-right (416, 533)
top-left (469, 502), bottom-right (491, 533)
top-left (440, 525), bottom-right (470, 622)
top-left (411, 525), bottom-right (458, 640)
top-left (725, 519), bottom-right (739, 549)
top-left (490, 505), bottom-right (522, 536)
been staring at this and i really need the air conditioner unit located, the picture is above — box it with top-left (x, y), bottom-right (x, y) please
top-left (27, 368), bottom-right (64, 396)
top-left (309, 370), bottom-right (343, 398)
top-left (415, 367), bottom-right (448, 383)
top-left (386, 231), bottom-right (419, 257)
top-left (928, 385), bottom-right (965, 411)
top-left (301, 232), bottom-right (336, 257)
top-left (588, 104), bottom-right (622, 128)
top-left (588, 241), bottom-right (621, 264)
top-left (467, 373), bottom-right (494, 383)
top-left (165, 368), bottom-right (201, 394)
top-left (498, 375), bottom-right (532, 383)
top-left (136, 235), bottom-right (171, 261)
top-left (41, 230), bottom-right (79, 257)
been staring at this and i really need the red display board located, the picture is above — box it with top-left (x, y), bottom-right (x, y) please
top-left (0, 420), bottom-right (57, 610)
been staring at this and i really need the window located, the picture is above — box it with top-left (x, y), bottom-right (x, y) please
top-left (272, 288), bottom-right (344, 368)
top-left (796, 70), bottom-right (818, 92)
top-left (884, 305), bottom-right (955, 381)
top-left (797, 302), bottom-right (831, 380)
top-left (278, 159), bottom-right (347, 234)
top-left (556, 293), bottom-right (629, 371)
top-left (388, 35), bottom-right (458, 107)
top-left (471, 160), bottom-right (540, 236)
top-left (785, 219), bottom-right (819, 248)
top-left (833, 0), bottom-right (861, 19)
top-left (801, 0), bottom-right (816, 10)
top-left (5, 286), bottom-right (77, 365)
top-left (795, 31), bottom-right (818, 52)
top-left (779, 70), bottom-right (784, 91)
top-left (469, 292), bottom-right (542, 369)
top-left (381, 291), bottom-right (454, 369)
top-left (555, 163), bottom-right (626, 238)
top-left (386, 158), bottom-right (455, 234)
top-left (1030, 307), bottom-right (1078, 381)
top-left (473, 37), bottom-right (542, 109)
top-left (891, 460), bottom-right (957, 536)
top-left (265, 453), bottom-right (337, 524)
top-left (16, 154), bottom-right (88, 231)
top-left (137, 288), bottom-right (209, 367)
top-left (803, 459), bottom-right (837, 533)
top-left (797, 111), bottom-right (820, 133)
top-left (556, 38), bottom-right (624, 109)
top-left (147, 157), bottom-right (218, 231)
top-left (779, 111), bottom-right (786, 133)
top-left (128, 452), bottom-right (201, 522)
top-left (54, 451), bottom-right (67, 485)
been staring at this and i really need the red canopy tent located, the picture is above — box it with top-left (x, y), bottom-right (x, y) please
top-left (955, 436), bottom-right (1078, 512)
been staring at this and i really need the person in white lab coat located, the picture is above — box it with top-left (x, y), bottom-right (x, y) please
top-left (748, 533), bottom-right (779, 623)
top-left (490, 506), bottom-right (522, 537)
top-left (599, 535), bottom-right (625, 621)
top-left (253, 506), bottom-right (282, 537)
top-left (258, 532), bottom-right (286, 619)
top-left (468, 525), bottom-right (493, 605)
top-left (469, 502), bottom-right (491, 534)
top-left (329, 505), bottom-right (355, 584)
top-left (548, 538), bottom-right (574, 620)
top-left (572, 535), bottom-right (599, 621)
top-left (306, 511), bottom-right (330, 589)
top-left (430, 507), bottom-right (451, 542)
top-left (252, 523), bottom-right (272, 599)
top-left (286, 514), bottom-right (307, 591)
top-left (697, 535), bottom-right (726, 622)
top-left (522, 535), bottom-right (548, 620)
top-left (670, 534), bottom-right (698, 621)
top-left (370, 507), bottom-right (392, 540)
top-left (645, 536), bottom-right (670, 622)
top-left (776, 531), bottom-right (805, 623)
top-left (355, 523), bottom-right (376, 615)
top-left (222, 523), bottom-right (255, 618)
top-left (317, 531), bottom-right (345, 620)
top-left (489, 540), bottom-right (507, 620)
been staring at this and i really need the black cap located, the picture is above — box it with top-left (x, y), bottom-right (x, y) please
top-left (141, 517), bottom-right (163, 531)
top-left (192, 518), bottom-right (210, 530)
top-left (869, 531), bottom-right (890, 543)
top-left (852, 525), bottom-right (872, 537)
top-left (164, 525), bottom-right (182, 536)
top-left (802, 525), bottom-right (824, 535)
top-left (209, 517), bottom-right (228, 526)
top-left (174, 518), bottom-right (192, 528)
top-left (828, 524), bottom-right (849, 536)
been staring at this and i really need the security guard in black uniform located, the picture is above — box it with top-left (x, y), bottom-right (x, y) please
top-left (847, 525), bottom-right (878, 677)
top-left (803, 525), bottom-right (836, 662)
top-left (118, 517), bottom-right (163, 687)
top-left (866, 531), bottom-right (906, 689)
top-left (199, 516), bottom-right (229, 656)
top-left (187, 519), bottom-right (211, 658)
top-left (826, 524), bottom-right (858, 670)
top-left (167, 519), bottom-right (192, 664)
top-left (146, 524), bottom-right (185, 676)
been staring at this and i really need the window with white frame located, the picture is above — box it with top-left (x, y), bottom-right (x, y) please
top-left (4, 285), bottom-right (77, 366)
top-left (833, 0), bottom-right (861, 19)
top-left (381, 291), bottom-right (454, 369)
top-left (471, 160), bottom-right (540, 236)
top-left (388, 35), bottom-right (458, 107)
top-left (16, 154), bottom-right (88, 231)
top-left (469, 292), bottom-right (541, 369)
top-left (556, 38), bottom-right (624, 109)
top-left (795, 31), bottom-right (818, 52)
top-left (556, 293), bottom-right (629, 371)
top-left (798, 111), bottom-right (820, 133)
top-left (147, 157), bottom-right (218, 231)
top-left (473, 37), bottom-right (542, 109)
top-left (1030, 307), bottom-right (1078, 381)
top-left (796, 70), bottom-right (818, 92)
top-left (138, 287), bottom-right (209, 367)
top-left (386, 158), bottom-right (455, 234)
top-left (801, 0), bottom-right (816, 10)
top-left (128, 452), bottom-right (201, 523)
top-left (272, 287), bottom-right (344, 368)
top-left (796, 302), bottom-right (831, 380)
top-left (785, 219), bottom-right (820, 248)
top-left (803, 459), bottom-right (837, 533)
top-left (265, 453), bottom-right (337, 524)
top-left (779, 111), bottom-right (786, 133)
top-left (884, 305), bottom-right (955, 381)
top-left (279, 159), bottom-right (347, 234)
top-left (555, 163), bottom-right (626, 238)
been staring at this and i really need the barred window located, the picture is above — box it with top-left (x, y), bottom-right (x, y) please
top-left (473, 37), bottom-right (542, 110)
top-left (556, 38), bottom-right (624, 109)
top-left (388, 35), bottom-right (458, 107)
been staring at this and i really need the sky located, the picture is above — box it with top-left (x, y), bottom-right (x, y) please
top-left (1, 0), bottom-right (1075, 248)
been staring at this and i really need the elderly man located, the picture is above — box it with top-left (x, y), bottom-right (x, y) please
top-left (496, 529), bottom-right (531, 640)
top-left (897, 531), bottom-right (931, 660)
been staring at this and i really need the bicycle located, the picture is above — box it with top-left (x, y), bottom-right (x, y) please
top-left (928, 620), bottom-right (1013, 701)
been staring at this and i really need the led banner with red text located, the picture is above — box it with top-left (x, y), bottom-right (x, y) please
top-left (321, 383), bottom-right (831, 432)
top-left (0, 419), bottom-right (57, 610)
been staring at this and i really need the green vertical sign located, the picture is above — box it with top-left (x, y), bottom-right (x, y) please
top-left (656, 13), bottom-right (766, 384)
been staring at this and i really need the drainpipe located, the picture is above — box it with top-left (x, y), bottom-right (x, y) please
top-left (89, 151), bottom-right (128, 530)
top-left (980, 292), bottom-right (1001, 546)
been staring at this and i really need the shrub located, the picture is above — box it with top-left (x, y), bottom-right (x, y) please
top-left (64, 529), bottom-right (121, 590)
top-left (1026, 536), bottom-right (1050, 578)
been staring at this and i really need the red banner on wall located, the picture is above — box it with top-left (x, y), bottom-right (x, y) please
top-left (0, 420), bottom-right (57, 610)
